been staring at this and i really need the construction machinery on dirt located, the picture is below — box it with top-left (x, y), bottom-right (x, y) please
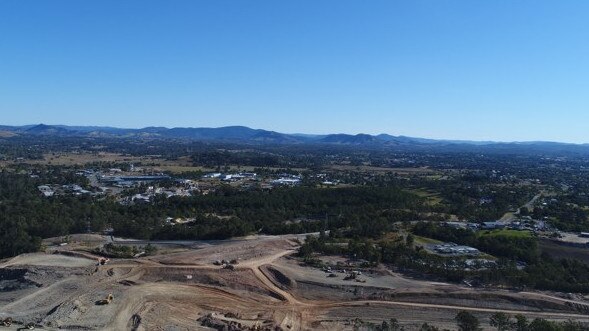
top-left (0, 318), bottom-right (35, 329)
top-left (1, 317), bottom-right (12, 327)
top-left (96, 293), bottom-right (114, 305)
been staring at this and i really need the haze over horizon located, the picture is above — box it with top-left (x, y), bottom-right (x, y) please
top-left (2, 1), bottom-right (589, 143)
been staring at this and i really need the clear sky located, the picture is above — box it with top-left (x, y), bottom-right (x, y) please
top-left (1, 1), bottom-right (588, 143)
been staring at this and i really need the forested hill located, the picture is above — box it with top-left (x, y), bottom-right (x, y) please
top-left (1, 124), bottom-right (589, 154)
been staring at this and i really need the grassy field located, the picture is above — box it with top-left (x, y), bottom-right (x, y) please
top-left (4, 152), bottom-right (204, 167)
top-left (407, 188), bottom-right (443, 205)
top-left (329, 164), bottom-right (436, 174)
top-left (1, 151), bottom-right (316, 176)
top-left (15, 152), bottom-right (161, 166)
top-left (539, 238), bottom-right (589, 264)
top-left (152, 165), bottom-right (214, 173)
top-left (0, 130), bottom-right (17, 138)
top-left (413, 235), bottom-right (443, 245)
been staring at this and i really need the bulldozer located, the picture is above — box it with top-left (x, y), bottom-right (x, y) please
top-left (1, 317), bottom-right (12, 327)
top-left (96, 293), bottom-right (114, 305)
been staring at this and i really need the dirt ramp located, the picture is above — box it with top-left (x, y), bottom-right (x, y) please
top-left (261, 266), bottom-right (295, 291)
top-left (140, 267), bottom-right (282, 299)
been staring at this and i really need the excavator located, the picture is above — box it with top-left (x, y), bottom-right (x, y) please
top-left (0, 317), bottom-right (35, 330)
top-left (96, 293), bottom-right (114, 305)
top-left (1, 318), bottom-right (35, 329)
top-left (1, 317), bottom-right (12, 327)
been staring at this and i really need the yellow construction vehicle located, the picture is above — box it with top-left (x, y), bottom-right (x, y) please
top-left (96, 293), bottom-right (114, 305)
top-left (1, 317), bottom-right (12, 327)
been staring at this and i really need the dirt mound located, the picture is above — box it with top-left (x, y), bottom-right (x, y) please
top-left (0, 268), bottom-right (41, 292)
top-left (198, 314), bottom-right (237, 330)
top-left (3, 253), bottom-right (95, 268)
top-left (197, 313), bottom-right (279, 331)
top-left (140, 267), bottom-right (280, 298)
top-left (43, 299), bottom-right (90, 327)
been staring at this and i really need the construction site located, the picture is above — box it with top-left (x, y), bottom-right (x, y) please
top-left (1, 234), bottom-right (588, 331)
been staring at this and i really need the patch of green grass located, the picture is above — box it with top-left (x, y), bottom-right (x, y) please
top-left (406, 188), bottom-right (443, 205)
top-left (413, 235), bottom-right (443, 245)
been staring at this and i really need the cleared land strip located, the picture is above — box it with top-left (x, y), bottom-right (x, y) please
top-left (320, 301), bottom-right (589, 319)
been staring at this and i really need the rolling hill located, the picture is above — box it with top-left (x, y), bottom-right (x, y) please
top-left (1, 124), bottom-right (588, 154)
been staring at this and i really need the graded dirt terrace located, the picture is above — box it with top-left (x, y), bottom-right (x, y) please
top-left (1, 234), bottom-right (588, 330)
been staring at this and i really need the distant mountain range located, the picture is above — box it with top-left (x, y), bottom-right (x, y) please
top-left (1, 124), bottom-right (588, 154)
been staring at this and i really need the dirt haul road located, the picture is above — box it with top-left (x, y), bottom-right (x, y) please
top-left (1, 234), bottom-right (588, 330)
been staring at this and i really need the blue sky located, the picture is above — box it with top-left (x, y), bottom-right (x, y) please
top-left (1, 1), bottom-right (588, 143)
